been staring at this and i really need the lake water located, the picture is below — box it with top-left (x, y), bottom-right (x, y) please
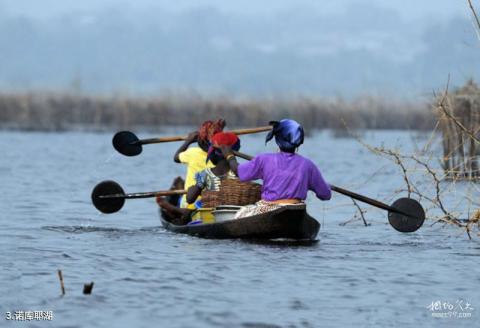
top-left (1, 130), bottom-right (479, 328)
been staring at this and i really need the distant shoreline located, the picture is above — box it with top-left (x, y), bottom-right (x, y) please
top-left (0, 91), bottom-right (435, 132)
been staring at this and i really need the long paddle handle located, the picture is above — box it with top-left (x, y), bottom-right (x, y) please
top-left (232, 150), bottom-right (253, 160)
top-left (329, 185), bottom-right (404, 215)
top-left (231, 151), bottom-right (408, 216)
top-left (138, 126), bottom-right (272, 145)
top-left (100, 189), bottom-right (186, 200)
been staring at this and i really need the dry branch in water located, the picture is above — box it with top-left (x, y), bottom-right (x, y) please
top-left (333, 78), bottom-right (480, 238)
top-left (468, 0), bottom-right (480, 40)
top-left (57, 270), bottom-right (65, 296)
top-left (338, 198), bottom-right (370, 227)
top-left (360, 141), bottom-right (479, 238)
top-left (352, 199), bottom-right (369, 227)
top-left (347, 82), bottom-right (480, 239)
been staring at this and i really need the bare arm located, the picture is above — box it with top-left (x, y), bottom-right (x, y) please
top-left (186, 185), bottom-right (202, 204)
top-left (157, 197), bottom-right (191, 216)
top-left (219, 145), bottom-right (239, 175)
top-left (174, 131), bottom-right (199, 163)
top-left (309, 164), bottom-right (332, 201)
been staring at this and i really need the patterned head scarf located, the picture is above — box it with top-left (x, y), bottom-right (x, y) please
top-left (206, 132), bottom-right (241, 163)
top-left (198, 119), bottom-right (226, 142)
top-left (265, 119), bottom-right (304, 151)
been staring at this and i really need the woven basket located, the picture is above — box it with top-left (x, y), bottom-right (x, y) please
top-left (219, 179), bottom-right (261, 206)
top-left (200, 179), bottom-right (262, 208)
top-left (200, 190), bottom-right (219, 208)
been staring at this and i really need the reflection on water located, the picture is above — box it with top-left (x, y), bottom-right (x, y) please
top-left (1, 130), bottom-right (479, 328)
top-left (42, 225), bottom-right (163, 234)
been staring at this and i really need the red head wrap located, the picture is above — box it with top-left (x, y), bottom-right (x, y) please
top-left (210, 132), bottom-right (239, 147)
top-left (207, 132), bottom-right (241, 162)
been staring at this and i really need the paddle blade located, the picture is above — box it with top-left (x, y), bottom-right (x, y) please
top-left (91, 180), bottom-right (126, 214)
top-left (112, 131), bottom-right (142, 156)
top-left (388, 198), bottom-right (425, 233)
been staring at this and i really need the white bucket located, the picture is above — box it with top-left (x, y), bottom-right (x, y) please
top-left (212, 209), bottom-right (239, 222)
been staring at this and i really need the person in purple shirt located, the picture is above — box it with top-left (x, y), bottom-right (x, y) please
top-left (220, 119), bottom-right (331, 217)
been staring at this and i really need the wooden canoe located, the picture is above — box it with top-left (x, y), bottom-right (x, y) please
top-left (159, 205), bottom-right (320, 240)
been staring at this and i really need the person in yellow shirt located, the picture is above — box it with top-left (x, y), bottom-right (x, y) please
top-left (174, 120), bottom-right (225, 208)
top-left (173, 132), bottom-right (211, 209)
top-left (156, 120), bottom-right (225, 224)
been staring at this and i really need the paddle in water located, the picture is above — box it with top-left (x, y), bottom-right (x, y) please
top-left (329, 185), bottom-right (425, 233)
top-left (91, 180), bottom-right (186, 214)
top-left (231, 151), bottom-right (425, 233)
top-left (113, 126), bottom-right (272, 156)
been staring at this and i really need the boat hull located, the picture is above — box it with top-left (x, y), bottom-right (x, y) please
top-left (159, 205), bottom-right (320, 240)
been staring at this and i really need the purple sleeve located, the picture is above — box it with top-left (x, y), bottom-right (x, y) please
top-left (237, 155), bottom-right (263, 182)
top-left (308, 163), bottom-right (331, 200)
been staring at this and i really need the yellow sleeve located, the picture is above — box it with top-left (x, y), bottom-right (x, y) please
top-left (178, 148), bottom-right (195, 164)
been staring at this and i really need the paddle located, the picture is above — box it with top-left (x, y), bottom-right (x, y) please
top-left (91, 180), bottom-right (186, 214)
top-left (328, 185), bottom-right (425, 233)
top-left (113, 126), bottom-right (272, 156)
top-left (232, 151), bottom-right (425, 233)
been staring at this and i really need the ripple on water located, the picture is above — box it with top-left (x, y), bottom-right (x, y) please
top-left (241, 323), bottom-right (282, 328)
top-left (21, 271), bottom-right (55, 277)
top-left (16, 202), bottom-right (50, 209)
top-left (194, 310), bottom-right (240, 328)
top-left (449, 252), bottom-right (480, 257)
top-left (41, 225), bottom-right (164, 237)
top-left (290, 299), bottom-right (309, 310)
top-left (119, 277), bottom-right (151, 283)
top-left (42, 225), bottom-right (130, 234)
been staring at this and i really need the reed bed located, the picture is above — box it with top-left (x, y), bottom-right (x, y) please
top-left (435, 79), bottom-right (480, 180)
top-left (0, 91), bottom-right (433, 132)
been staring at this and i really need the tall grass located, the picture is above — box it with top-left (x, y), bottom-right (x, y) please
top-left (0, 91), bottom-right (434, 132)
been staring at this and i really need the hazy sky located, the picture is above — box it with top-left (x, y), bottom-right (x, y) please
top-left (1, 0), bottom-right (468, 20)
top-left (1, 0), bottom-right (477, 97)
